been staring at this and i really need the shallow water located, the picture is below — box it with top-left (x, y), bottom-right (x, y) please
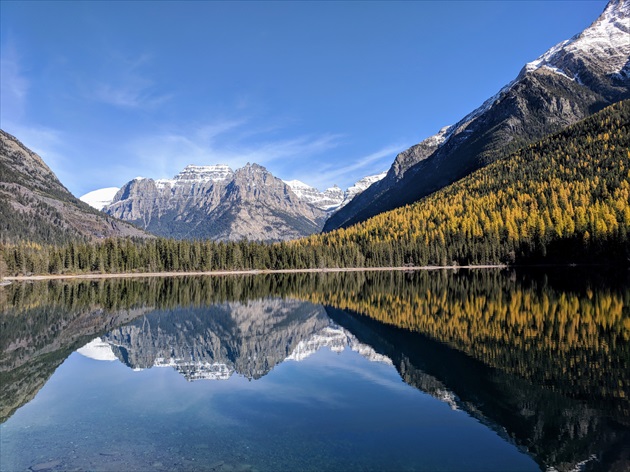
top-left (1, 270), bottom-right (628, 471)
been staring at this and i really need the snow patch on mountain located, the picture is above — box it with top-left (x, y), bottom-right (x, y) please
top-left (284, 171), bottom-right (387, 212)
top-left (343, 172), bottom-right (388, 203)
top-left (153, 357), bottom-right (233, 381)
top-left (284, 180), bottom-right (343, 210)
top-left (76, 337), bottom-right (118, 361)
top-left (145, 164), bottom-right (235, 190)
top-left (287, 323), bottom-right (393, 365)
top-left (79, 187), bottom-right (120, 210)
top-left (175, 164), bottom-right (234, 182)
top-left (525, 0), bottom-right (630, 80)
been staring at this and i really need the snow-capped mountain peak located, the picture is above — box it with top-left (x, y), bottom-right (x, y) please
top-left (283, 179), bottom-right (312, 190)
top-left (284, 180), bottom-right (345, 211)
top-left (174, 164), bottom-right (234, 182)
top-left (284, 172), bottom-right (387, 212)
top-left (344, 172), bottom-right (388, 202)
top-left (524, 0), bottom-right (630, 81)
top-left (76, 337), bottom-right (118, 361)
top-left (79, 187), bottom-right (121, 210)
top-left (286, 323), bottom-right (393, 365)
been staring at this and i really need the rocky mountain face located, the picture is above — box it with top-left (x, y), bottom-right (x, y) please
top-left (99, 299), bottom-right (391, 381)
top-left (284, 171), bottom-right (387, 212)
top-left (103, 164), bottom-right (366, 241)
top-left (99, 165), bottom-right (386, 241)
top-left (324, 0), bottom-right (630, 231)
top-left (105, 163), bottom-right (328, 241)
top-left (0, 130), bottom-right (148, 244)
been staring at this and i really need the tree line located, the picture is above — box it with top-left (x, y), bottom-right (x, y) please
top-left (1, 101), bottom-right (629, 277)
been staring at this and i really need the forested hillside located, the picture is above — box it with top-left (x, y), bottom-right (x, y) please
top-left (309, 100), bottom-right (630, 266)
top-left (1, 101), bottom-right (628, 276)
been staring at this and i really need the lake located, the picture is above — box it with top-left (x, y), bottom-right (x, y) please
top-left (1, 269), bottom-right (628, 471)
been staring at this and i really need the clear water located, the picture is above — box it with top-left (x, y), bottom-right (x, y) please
top-left (1, 270), bottom-right (628, 471)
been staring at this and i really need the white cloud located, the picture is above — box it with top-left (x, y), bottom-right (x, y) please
top-left (287, 143), bottom-right (402, 191)
top-left (0, 40), bottom-right (30, 121)
top-left (125, 119), bottom-right (343, 181)
top-left (93, 82), bottom-right (170, 109)
top-left (89, 53), bottom-right (171, 109)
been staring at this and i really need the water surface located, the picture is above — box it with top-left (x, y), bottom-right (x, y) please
top-left (1, 270), bottom-right (628, 471)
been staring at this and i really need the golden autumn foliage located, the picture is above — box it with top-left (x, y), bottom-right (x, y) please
top-left (298, 100), bottom-right (630, 266)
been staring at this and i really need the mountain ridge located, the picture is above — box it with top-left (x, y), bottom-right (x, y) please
top-left (0, 130), bottom-right (149, 244)
top-left (104, 162), bottom-right (327, 241)
top-left (324, 0), bottom-right (630, 232)
top-left (100, 163), bottom-right (387, 241)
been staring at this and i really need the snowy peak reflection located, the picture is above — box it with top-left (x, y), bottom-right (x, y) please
top-left (287, 325), bottom-right (392, 365)
top-left (87, 299), bottom-right (392, 381)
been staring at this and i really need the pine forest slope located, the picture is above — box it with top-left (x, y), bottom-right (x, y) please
top-left (2, 101), bottom-right (628, 275)
top-left (305, 100), bottom-right (630, 266)
top-left (0, 130), bottom-right (149, 245)
top-left (325, 0), bottom-right (630, 231)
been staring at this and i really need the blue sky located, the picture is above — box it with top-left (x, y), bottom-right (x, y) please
top-left (1, 0), bottom-right (607, 197)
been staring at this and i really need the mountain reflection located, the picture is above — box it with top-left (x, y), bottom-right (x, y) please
top-left (93, 300), bottom-right (391, 381)
top-left (1, 269), bottom-right (628, 471)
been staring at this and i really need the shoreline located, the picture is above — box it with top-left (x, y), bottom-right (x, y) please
top-left (2, 265), bottom-right (508, 282)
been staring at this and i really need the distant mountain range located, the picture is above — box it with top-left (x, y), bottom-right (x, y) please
top-left (0, 130), bottom-right (149, 244)
top-left (325, 0), bottom-right (630, 231)
top-left (4, 0), bottom-right (628, 246)
top-left (89, 299), bottom-right (392, 381)
top-left (81, 165), bottom-right (386, 241)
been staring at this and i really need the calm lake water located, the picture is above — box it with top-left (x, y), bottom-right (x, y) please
top-left (1, 269), bottom-right (628, 471)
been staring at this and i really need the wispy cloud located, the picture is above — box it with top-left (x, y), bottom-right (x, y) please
top-left (89, 53), bottom-right (171, 109)
top-left (125, 119), bottom-right (343, 181)
top-left (0, 39), bottom-right (30, 121)
top-left (93, 82), bottom-right (170, 109)
top-left (290, 143), bottom-right (402, 190)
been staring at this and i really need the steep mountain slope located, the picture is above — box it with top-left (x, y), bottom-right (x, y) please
top-left (311, 100), bottom-right (630, 266)
top-left (105, 163), bottom-right (327, 241)
top-left (325, 0), bottom-right (630, 231)
top-left (0, 130), bottom-right (148, 244)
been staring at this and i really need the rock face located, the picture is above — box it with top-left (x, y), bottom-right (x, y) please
top-left (105, 163), bottom-right (327, 241)
top-left (284, 171), bottom-right (387, 212)
top-left (0, 130), bottom-right (148, 244)
top-left (283, 180), bottom-right (345, 211)
top-left (100, 299), bottom-right (391, 381)
top-left (324, 0), bottom-right (630, 231)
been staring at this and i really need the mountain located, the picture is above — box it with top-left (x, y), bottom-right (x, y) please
top-left (284, 171), bottom-right (387, 212)
top-left (311, 100), bottom-right (630, 266)
top-left (325, 0), bottom-right (630, 231)
top-left (0, 130), bottom-right (148, 244)
top-left (79, 187), bottom-right (120, 210)
top-left (83, 167), bottom-right (386, 240)
top-left (105, 163), bottom-right (327, 241)
top-left (98, 299), bottom-right (391, 381)
top-left (283, 180), bottom-right (345, 211)
top-left (342, 171), bottom-right (388, 205)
